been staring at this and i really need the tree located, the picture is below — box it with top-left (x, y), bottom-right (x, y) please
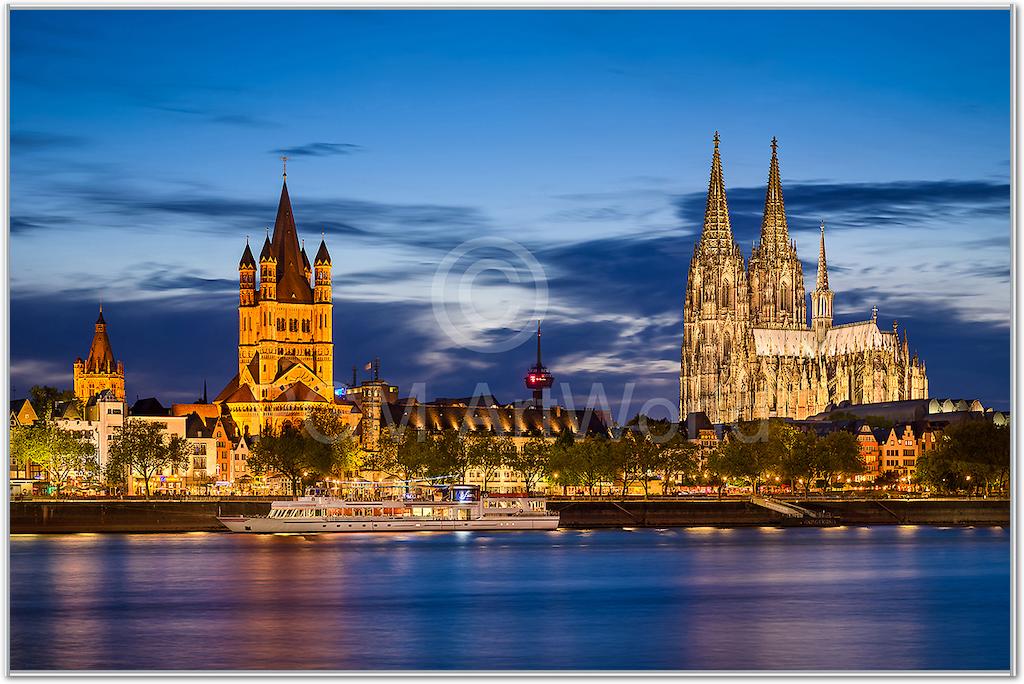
top-left (509, 436), bottom-right (550, 496)
top-left (615, 430), bottom-right (660, 497)
top-left (779, 429), bottom-right (821, 495)
top-left (28, 385), bottom-right (77, 420)
top-left (305, 406), bottom-right (364, 481)
top-left (372, 427), bottom-right (432, 494)
top-left (917, 420), bottom-right (1010, 496)
top-left (655, 432), bottom-right (699, 496)
top-left (708, 421), bottom-right (787, 495)
top-left (466, 433), bottom-right (510, 493)
top-left (818, 430), bottom-right (864, 489)
top-left (107, 419), bottom-right (191, 499)
top-left (426, 429), bottom-right (469, 482)
top-left (10, 423), bottom-right (97, 496)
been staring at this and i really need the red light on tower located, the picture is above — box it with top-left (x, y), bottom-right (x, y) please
top-left (524, 321), bottom-right (554, 408)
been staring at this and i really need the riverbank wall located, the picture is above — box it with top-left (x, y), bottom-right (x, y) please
top-left (547, 498), bottom-right (1010, 528)
top-left (9, 498), bottom-right (1009, 533)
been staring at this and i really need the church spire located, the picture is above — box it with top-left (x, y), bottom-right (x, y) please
top-left (698, 132), bottom-right (735, 252)
top-left (759, 136), bottom-right (790, 250)
top-left (269, 174), bottom-right (313, 303)
top-left (86, 305), bottom-right (116, 373)
top-left (815, 220), bottom-right (830, 290)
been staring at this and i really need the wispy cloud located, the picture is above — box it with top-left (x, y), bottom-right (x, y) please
top-left (674, 179), bottom-right (1010, 246)
top-left (270, 142), bottom-right (362, 157)
top-left (11, 130), bottom-right (87, 153)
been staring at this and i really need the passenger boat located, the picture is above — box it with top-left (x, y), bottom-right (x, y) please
top-left (217, 484), bottom-right (560, 533)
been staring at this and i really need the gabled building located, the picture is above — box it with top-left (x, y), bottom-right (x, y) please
top-left (10, 399), bottom-right (37, 428)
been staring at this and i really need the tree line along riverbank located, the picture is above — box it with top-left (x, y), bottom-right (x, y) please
top-left (9, 498), bottom-right (1009, 533)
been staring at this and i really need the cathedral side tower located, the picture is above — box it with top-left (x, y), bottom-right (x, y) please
top-left (680, 133), bottom-right (753, 424)
top-left (811, 221), bottom-right (835, 341)
top-left (748, 138), bottom-right (807, 330)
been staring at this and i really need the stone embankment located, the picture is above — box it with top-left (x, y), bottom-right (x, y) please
top-left (9, 497), bottom-right (1009, 533)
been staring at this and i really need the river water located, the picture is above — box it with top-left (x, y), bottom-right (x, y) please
top-left (9, 526), bottom-right (1009, 671)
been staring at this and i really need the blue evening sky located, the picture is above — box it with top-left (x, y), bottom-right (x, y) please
top-left (10, 9), bottom-right (1011, 416)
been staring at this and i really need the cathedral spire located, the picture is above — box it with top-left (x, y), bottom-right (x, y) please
top-left (815, 221), bottom-right (830, 291)
top-left (811, 221), bottom-right (834, 336)
top-left (699, 132), bottom-right (735, 252)
top-left (759, 136), bottom-right (790, 250)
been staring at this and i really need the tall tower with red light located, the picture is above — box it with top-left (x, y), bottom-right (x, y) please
top-left (524, 321), bottom-right (554, 407)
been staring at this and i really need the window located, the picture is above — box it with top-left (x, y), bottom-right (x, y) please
top-left (289, 319), bottom-right (298, 333)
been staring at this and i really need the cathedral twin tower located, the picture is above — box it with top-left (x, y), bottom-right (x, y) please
top-left (680, 134), bottom-right (928, 424)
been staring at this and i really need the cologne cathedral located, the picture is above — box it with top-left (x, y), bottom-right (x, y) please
top-left (680, 134), bottom-right (929, 424)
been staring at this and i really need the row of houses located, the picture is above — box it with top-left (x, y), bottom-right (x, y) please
top-left (9, 386), bottom-right (1009, 496)
top-left (10, 391), bottom-right (265, 496)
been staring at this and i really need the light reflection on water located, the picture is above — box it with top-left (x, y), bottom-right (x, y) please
top-left (10, 526), bottom-right (1009, 671)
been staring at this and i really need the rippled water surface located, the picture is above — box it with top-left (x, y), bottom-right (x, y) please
top-left (10, 526), bottom-right (1009, 671)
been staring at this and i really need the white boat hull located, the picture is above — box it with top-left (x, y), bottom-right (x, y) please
top-left (217, 515), bottom-right (560, 533)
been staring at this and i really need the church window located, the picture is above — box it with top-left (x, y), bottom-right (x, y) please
top-left (289, 319), bottom-right (298, 333)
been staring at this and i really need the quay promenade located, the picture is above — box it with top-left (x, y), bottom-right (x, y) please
top-left (9, 497), bottom-right (1009, 533)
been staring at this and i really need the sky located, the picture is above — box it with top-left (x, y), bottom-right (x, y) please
top-left (9, 9), bottom-right (1011, 418)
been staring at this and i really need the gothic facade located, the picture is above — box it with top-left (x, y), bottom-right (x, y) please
top-left (680, 135), bottom-right (929, 424)
top-left (213, 172), bottom-right (358, 435)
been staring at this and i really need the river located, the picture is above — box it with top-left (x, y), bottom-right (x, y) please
top-left (9, 526), bottom-right (1009, 671)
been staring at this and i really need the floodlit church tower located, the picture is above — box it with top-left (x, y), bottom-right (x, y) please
top-left (73, 305), bottom-right (126, 403)
top-left (215, 162), bottom-right (349, 435)
top-left (748, 137), bottom-right (807, 330)
top-left (811, 221), bottom-right (835, 341)
top-left (680, 133), bottom-right (753, 424)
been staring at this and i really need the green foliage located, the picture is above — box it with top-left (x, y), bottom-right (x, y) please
top-left (465, 432), bottom-right (512, 492)
top-left (508, 436), bottom-right (550, 496)
top-left (305, 406), bottom-right (364, 478)
top-left (817, 430), bottom-right (864, 487)
top-left (28, 385), bottom-right (78, 421)
top-left (916, 420), bottom-right (1010, 495)
top-left (10, 423), bottom-right (97, 495)
top-left (245, 423), bottom-right (336, 496)
top-left (614, 430), bottom-right (660, 496)
top-left (425, 429), bottom-right (469, 481)
top-left (371, 427), bottom-right (432, 492)
top-left (653, 431), bottom-right (699, 496)
top-left (107, 419), bottom-right (191, 499)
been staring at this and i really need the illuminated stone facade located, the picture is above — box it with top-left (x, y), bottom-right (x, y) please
top-left (214, 172), bottom-right (358, 435)
top-left (73, 306), bottom-right (126, 403)
top-left (680, 135), bottom-right (929, 424)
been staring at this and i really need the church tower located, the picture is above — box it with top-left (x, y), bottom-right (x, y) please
top-left (748, 137), bottom-right (807, 330)
top-left (226, 165), bottom-right (335, 406)
top-left (680, 133), bottom-right (753, 424)
top-left (811, 221), bottom-right (834, 340)
top-left (73, 305), bottom-right (125, 403)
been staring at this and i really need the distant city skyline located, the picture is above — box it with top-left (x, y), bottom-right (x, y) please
top-left (10, 9), bottom-right (1011, 414)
